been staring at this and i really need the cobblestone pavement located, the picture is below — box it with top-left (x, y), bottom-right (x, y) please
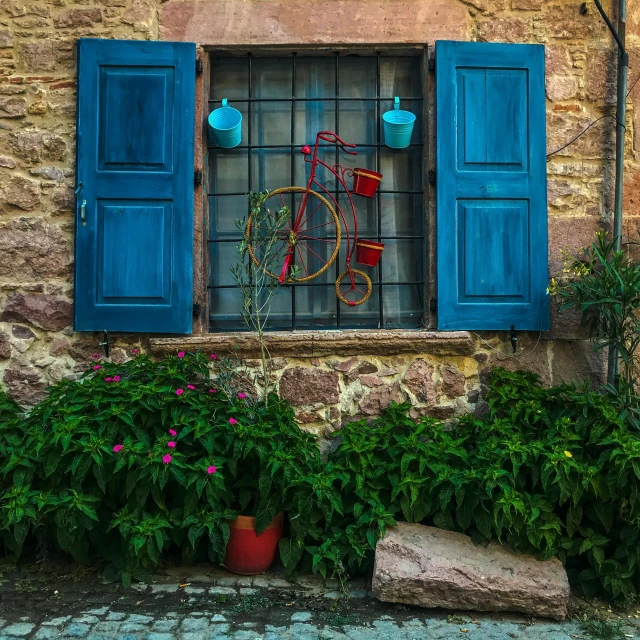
top-left (0, 566), bottom-right (638, 640)
top-left (0, 610), bottom-right (596, 640)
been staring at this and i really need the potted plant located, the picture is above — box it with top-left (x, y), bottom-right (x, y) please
top-left (221, 191), bottom-right (300, 574)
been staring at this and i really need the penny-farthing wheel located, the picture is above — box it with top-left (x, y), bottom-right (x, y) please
top-left (245, 187), bottom-right (341, 282)
top-left (336, 269), bottom-right (373, 306)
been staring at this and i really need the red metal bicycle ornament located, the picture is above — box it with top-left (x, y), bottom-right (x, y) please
top-left (245, 131), bottom-right (384, 306)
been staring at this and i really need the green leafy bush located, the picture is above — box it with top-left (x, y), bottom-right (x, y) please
top-left (295, 367), bottom-right (640, 601)
top-left (0, 351), bottom-right (319, 586)
top-left (3, 355), bottom-right (640, 601)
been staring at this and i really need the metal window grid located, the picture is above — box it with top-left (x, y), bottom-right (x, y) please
top-left (207, 52), bottom-right (425, 332)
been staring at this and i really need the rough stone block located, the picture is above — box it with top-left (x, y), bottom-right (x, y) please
top-left (279, 367), bottom-right (339, 406)
top-left (1, 293), bottom-right (73, 331)
top-left (372, 522), bottom-right (569, 620)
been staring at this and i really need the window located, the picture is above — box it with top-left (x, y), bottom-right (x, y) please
top-left (208, 52), bottom-right (425, 332)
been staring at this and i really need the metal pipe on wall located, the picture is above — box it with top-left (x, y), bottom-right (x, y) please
top-left (594, 0), bottom-right (628, 386)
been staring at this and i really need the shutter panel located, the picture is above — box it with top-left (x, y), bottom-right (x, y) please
top-left (74, 39), bottom-right (195, 333)
top-left (436, 41), bottom-right (549, 331)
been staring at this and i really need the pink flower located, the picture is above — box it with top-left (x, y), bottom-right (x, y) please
top-left (132, 349), bottom-right (140, 355)
top-left (113, 375), bottom-right (121, 382)
top-left (209, 389), bottom-right (217, 394)
top-left (210, 353), bottom-right (217, 360)
top-left (229, 418), bottom-right (238, 425)
top-left (91, 354), bottom-right (99, 360)
top-left (167, 441), bottom-right (176, 448)
top-left (105, 377), bottom-right (112, 382)
top-left (238, 392), bottom-right (246, 399)
top-left (162, 454), bottom-right (172, 464)
top-left (187, 384), bottom-right (196, 390)
top-left (113, 444), bottom-right (123, 453)
top-left (176, 388), bottom-right (184, 396)
top-left (177, 351), bottom-right (185, 358)
top-left (93, 365), bottom-right (101, 371)
top-left (207, 466), bottom-right (217, 475)
top-left (168, 429), bottom-right (177, 436)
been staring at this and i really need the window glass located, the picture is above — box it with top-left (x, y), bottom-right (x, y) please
top-left (208, 54), bottom-right (425, 331)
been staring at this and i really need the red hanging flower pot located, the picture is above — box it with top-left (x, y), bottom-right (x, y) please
top-left (224, 512), bottom-right (284, 575)
top-left (356, 240), bottom-right (385, 267)
top-left (352, 169), bottom-right (383, 198)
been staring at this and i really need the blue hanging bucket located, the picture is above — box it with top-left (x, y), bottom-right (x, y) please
top-left (382, 97), bottom-right (416, 149)
top-left (208, 98), bottom-right (242, 149)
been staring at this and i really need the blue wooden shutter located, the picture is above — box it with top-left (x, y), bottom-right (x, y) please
top-left (74, 39), bottom-right (195, 333)
top-left (436, 41), bottom-right (549, 331)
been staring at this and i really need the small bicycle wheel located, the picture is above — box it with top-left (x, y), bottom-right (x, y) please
top-left (245, 187), bottom-right (341, 283)
top-left (336, 269), bottom-right (372, 306)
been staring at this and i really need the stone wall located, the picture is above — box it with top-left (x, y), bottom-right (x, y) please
top-left (0, 0), bottom-right (636, 431)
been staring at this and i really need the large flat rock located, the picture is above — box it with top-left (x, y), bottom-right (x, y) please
top-left (372, 523), bottom-right (569, 620)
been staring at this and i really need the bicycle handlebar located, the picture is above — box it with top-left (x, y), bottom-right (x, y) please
top-left (316, 131), bottom-right (357, 155)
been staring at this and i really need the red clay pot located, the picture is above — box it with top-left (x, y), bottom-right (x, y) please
top-left (355, 240), bottom-right (385, 267)
top-left (224, 512), bottom-right (284, 575)
top-left (352, 169), bottom-right (382, 198)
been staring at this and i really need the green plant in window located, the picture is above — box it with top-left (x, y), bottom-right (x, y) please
top-left (230, 191), bottom-right (297, 406)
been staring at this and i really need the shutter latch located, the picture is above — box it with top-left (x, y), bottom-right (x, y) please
top-left (98, 330), bottom-right (111, 359)
top-left (196, 58), bottom-right (203, 75)
top-left (428, 170), bottom-right (436, 186)
top-left (510, 325), bottom-right (518, 353)
top-left (428, 57), bottom-right (435, 73)
top-left (194, 170), bottom-right (203, 187)
top-left (193, 303), bottom-right (201, 318)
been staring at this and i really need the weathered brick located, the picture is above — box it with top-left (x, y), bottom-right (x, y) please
top-left (279, 367), bottom-right (339, 406)
top-left (0, 174), bottom-right (41, 210)
top-left (477, 16), bottom-right (531, 42)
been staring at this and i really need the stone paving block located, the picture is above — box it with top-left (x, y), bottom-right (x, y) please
top-left (105, 612), bottom-right (127, 621)
top-left (150, 584), bottom-right (179, 594)
top-left (85, 607), bottom-right (109, 616)
top-left (239, 588), bottom-right (257, 595)
top-left (85, 635), bottom-right (112, 640)
top-left (216, 577), bottom-right (238, 588)
top-left (92, 622), bottom-right (120, 634)
top-left (291, 612), bottom-right (312, 622)
top-left (211, 615), bottom-right (227, 623)
top-left (348, 590), bottom-right (367, 599)
top-left (231, 632), bottom-right (262, 639)
top-left (33, 628), bottom-right (60, 640)
top-left (323, 591), bottom-right (343, 600)
top-left (42, 617), bottom-right (71, 627)
top-left (144, 633), bottom-right (176, 640)
top-left (151, 619), bottom-right (179, 632)
top-left (119, 623), bottom-right (147, 633)
top-left (184, 586), bottom-right (206, 595)
top-left (181, 617), bottom-right (210, 632)
top-left (178, 633), bottom-right (208, 640)
top-left (2, 623), bottom-right (34, 637)
top-left (210, 624), bottom-right (230, 635)
top-left (208, 587), bottom-right (237, 597)
top-left (62, 623), bottom-right (91, 638)
top-left (126, 614), bottom-right (155, 625)
top-left (72, 616), bottom-right (99, 625)
top-left (290, 623), bottom-right (323, 639)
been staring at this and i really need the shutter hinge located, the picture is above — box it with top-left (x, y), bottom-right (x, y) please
top-left (429, 298), bottom-right (437, 312)
top-left (428, 170), bottom-right (436, 186)
top-left (428, 57), bottom-right (435, 73)
top-left (194, 170), bottom-right (203, 187)
top-left (193, 303), bottom-right (201, 318)
top-left (196, 58), bottom-right (203, 75)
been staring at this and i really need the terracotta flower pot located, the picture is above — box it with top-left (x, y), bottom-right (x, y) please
top-left (224, 512), bottom-right (284, 575)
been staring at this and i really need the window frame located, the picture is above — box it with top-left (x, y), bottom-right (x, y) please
top-left (201, 47), bottom-right (432, 335)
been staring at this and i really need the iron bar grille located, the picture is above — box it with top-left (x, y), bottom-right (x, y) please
top-left (207, 52), bottom-right (425, 332)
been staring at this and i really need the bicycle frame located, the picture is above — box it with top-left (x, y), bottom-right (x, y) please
top-left (295, 131), bottom-right (360, 276)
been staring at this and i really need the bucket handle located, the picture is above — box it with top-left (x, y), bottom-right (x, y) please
top-left (222, 98), bottom-right (229, 108)
top-left (394, 96), bottom-right (400, 110)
